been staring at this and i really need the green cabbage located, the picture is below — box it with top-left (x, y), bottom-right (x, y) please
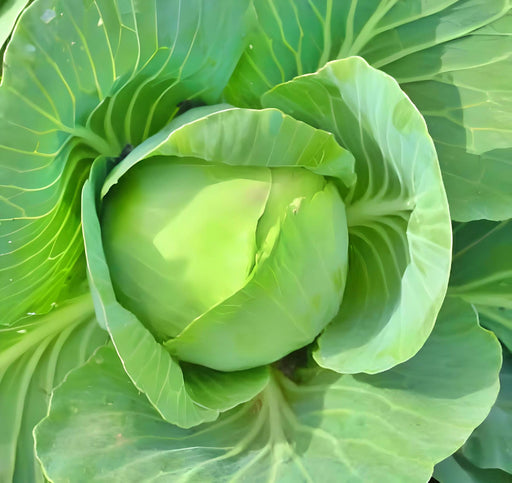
top-left (0, 1), bottom-right (510, 482)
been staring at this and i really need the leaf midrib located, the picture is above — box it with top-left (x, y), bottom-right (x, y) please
top-left (0, 293), bottom-right (94, 369)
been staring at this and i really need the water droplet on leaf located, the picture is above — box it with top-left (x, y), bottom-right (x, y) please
top-left (41, 9), bottom-right (56, 24)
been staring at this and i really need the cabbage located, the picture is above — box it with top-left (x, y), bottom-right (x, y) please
top-left (0, 1), bottom-right (510, 482)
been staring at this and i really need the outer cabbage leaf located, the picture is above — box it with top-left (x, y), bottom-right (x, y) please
top-left (225, 0), bottom-right (511, 221)
top-left (434, 219), bottom-right (512, 480)
top-left (0, 292), bottom-right (107, 482)
top-left (450, 220), bottom-right (512, 306)
top-left (0, 0), bottom-right (30, 50)
top-left (224, 0), bottom-right (348, 107)
top-left (225, 0), bottom-right (508, 106)
top-left (478, 306), bottom-right (512, 353)
top-left (263, 57), bottom-right (451, 374)
top-left (434, 453), bottom-right (512, 483)
top-left (434, 359), bottom-right (512, 483)
top-left (356, 0), bottom-right (509, 68)
top-left (388, 12), bottom-right (512, 221)
top-left (450, 220), bottom-right (512, 349)
top-left (0, 0), bottom-right (255, 325)
top-left (34, 298), bottom-right (501, 482)
top-left (460, 351), bottom-right (512, 474)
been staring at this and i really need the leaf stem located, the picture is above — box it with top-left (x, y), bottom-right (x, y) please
top-left (67, 126), bottom-right (117, 156)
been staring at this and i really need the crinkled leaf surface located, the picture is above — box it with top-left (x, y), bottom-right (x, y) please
top-left (83, 156), bottom-right (270, 428)
top-left (0, 0), bottom-right (255, 325)
top-left (263, 57), bottom-right (451, 374)
top-left (225, 0), bottom-right (511, 220)
top-left (0, 292), bottom-right (107, 482)
top-left (35, 298), bottom-right (501, 482)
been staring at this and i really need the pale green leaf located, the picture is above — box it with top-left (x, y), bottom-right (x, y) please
top-left (83, 156), bottom-right (269, 428)
top-left (182, 363), bottom-right (270, 413)
top-left (388, 12), bottom-right (512, 220)
top-left (263, 57), bottom-right (451, 374)
top-left (0, 0), bottom-right (30, 49)
top-left (225, 1), bottom-right (511, 220)
top-left (34, 298), bottom-right (501, 482)
top-left (102, 106), bottom-right (356, 196)
top-left (165, 182), bottom-right (349, 371)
